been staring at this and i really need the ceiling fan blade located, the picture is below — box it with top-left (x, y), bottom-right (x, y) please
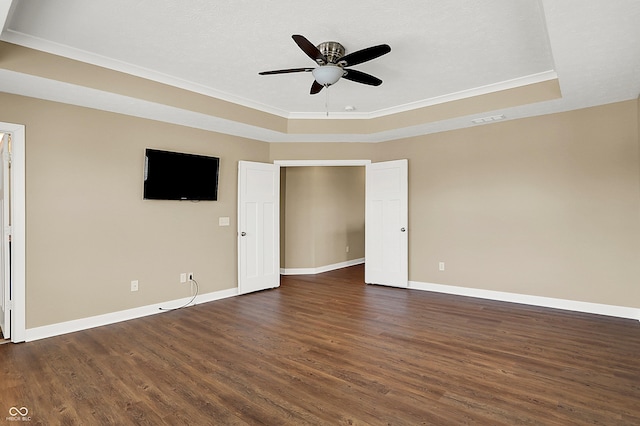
top-left (292, 34), bottom-right (327, 65)
top-left (342, 69), bottom-right (383, 86)
top-left (259, 68), bottom-right (314, 75)
top-left (310, 80), bottom-right (324, 95)
top-left (339, 44), bottom-right (391, 67)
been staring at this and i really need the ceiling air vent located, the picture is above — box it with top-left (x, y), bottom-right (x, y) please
top-left (471, 114), bottom-right (506, 124)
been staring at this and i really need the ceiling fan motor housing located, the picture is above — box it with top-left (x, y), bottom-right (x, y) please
top-left (317, 41), bottom-right (346, 64)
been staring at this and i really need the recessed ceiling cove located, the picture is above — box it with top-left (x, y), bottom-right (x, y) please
top-left (2, 0), bottom-right (554, 116)
top-left (1, 0), bottom-right (639, 142)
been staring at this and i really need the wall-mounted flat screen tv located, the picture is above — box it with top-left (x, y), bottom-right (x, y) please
top-left (144, 149), bottom-right (219, 201)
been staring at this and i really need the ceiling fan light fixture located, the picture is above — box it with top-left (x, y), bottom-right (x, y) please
top-left (259, 35), bottom-right (391, 95)
top-left (312, 65), bottom-right (343, 86)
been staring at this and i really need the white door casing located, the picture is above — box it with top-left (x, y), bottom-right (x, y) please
top-left (237, 161), bottom-right (280, 294)
top-left (0, 132), bottom-right (9, 338)
top-left (0, 122), bottom-right (26, 342)
top-left (365, 159), bottom-right (408, 288)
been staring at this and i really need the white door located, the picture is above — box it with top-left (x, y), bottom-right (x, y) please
top-left (238, 161), bottom-right (280, 294)
top-left (365, 159), bottom-right (408, 288)
top-left (0, 133), bottom-right (10, 338)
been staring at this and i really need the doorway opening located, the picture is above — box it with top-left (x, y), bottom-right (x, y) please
top-left (237, 159), bottom-right (407, 295)
top-left (279, 164), bottom-right (366, 276)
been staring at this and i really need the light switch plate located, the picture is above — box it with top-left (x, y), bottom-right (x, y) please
top-left (219, 217), bottom-right (230, 226)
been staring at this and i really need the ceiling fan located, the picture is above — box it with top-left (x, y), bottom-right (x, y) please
top-left (259, 34), bottom-right (391, 95)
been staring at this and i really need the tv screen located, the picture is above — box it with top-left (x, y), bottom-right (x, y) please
top-left (144, 149), bottom-right (219, 201)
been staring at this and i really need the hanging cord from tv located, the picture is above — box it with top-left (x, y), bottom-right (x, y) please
top-left (159, 278), bottom-right (199, 311)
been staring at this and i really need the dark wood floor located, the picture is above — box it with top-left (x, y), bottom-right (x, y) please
top-left (2, 265), bottom-right (639, 425)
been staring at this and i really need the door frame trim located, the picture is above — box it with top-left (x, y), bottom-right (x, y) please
top-left (274, 159), bottom-right (372, 280)
top-left (0, 122), bottom-right (26, 342)
top-left (274, 160), bottom-right (371, 167)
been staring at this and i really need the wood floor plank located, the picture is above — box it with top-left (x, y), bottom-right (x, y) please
top-left (1, 264), bottom-right (639, 425)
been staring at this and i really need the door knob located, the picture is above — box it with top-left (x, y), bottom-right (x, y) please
top-left (240, 231), bottom-right (246, 236)
top-left (400, 227), bottom-right (406, 232)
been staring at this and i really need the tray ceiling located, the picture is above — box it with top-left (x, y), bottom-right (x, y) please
top-left (0, 0), bottom-right (638, 142)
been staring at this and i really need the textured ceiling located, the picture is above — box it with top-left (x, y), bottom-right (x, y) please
top-left (0, 0), bottom-right (639, 142)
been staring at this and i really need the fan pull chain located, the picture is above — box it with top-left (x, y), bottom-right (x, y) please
top-left (325, 85), bottom-right (330, 117)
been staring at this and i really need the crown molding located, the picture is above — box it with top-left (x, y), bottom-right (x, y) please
top-left (0, 29), bottom-right (293, 118)
top-left (1, 29), bottom-right (557, 122)
top-left (288, 70), bottom-right (558, 120)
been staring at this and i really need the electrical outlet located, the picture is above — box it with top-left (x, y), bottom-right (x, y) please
top-left (345, 245), bottom-right (350, 253)
top-left (131, 280), bottom-right (139, 292)
top-left (439, 262), bottom-right (445, 271)
top-left (188, 272), bottom-right (194, 281)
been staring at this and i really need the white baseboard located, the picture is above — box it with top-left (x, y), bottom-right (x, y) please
top-left (280, 258), bottom-right (365, 276)
top-left (409, 281), bottom-right (640, 321)
top-left (24, 287), bottom-right (239, 342)
top-left (26, 276), bottom-right (637, 342)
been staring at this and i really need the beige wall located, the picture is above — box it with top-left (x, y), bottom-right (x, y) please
top-left (270, 142), bottom-right (374, 162)
top-left (281, 167), bottom-right (365, 269)
top-left (0, 93), bottom-right (269, 328)
top-left (1, 92), bottom-right (639, 331)
top-left (378, 101), bottom-right (640, 307)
